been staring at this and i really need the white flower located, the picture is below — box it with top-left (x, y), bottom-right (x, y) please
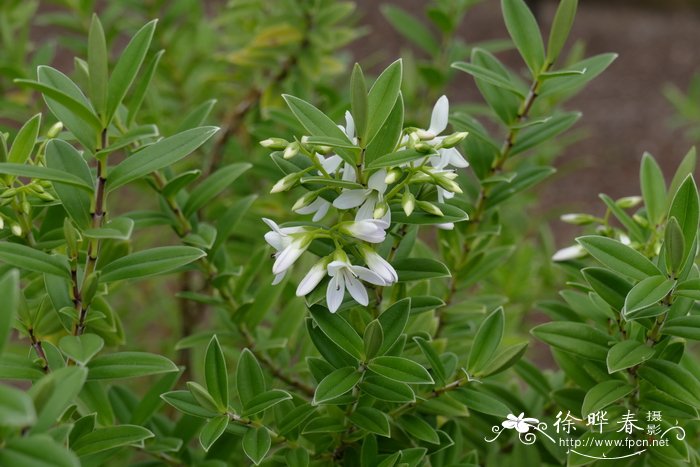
top-left (413, 96), bottom-right (469, 170)
top-left (502, 413), bottom-right (539, 434)
top-left (360, 245), bottom-right (398, 285)
top-left (262, 218), bottom-right (311, 277)
top-left (552, 244), bottom-right (586, 262)
top-left (341, 219), bottom-right (389, 244)
top-left (273, 236), bottom-right (311, 275)
top-left (436, 223), bottom-right (454, 231)
top-left (295, 197), bottom-right (330, 222)
top-left (333, 169), bottom-right (389, 221)
top-left (326, 260), bottom-right (385, 312)
top-left (296, 256), bottom-right (331, 296)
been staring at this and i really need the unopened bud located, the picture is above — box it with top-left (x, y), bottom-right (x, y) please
top-left (11, 223), bottom-right (22, 236)
top-left (415, 129), bottom-right (434, 140)
top-left (616, 196), bottom-right (642, 209)
top-left (31, 184), bottom-right (45, 194)
top-left (270, 172), bottom-right (300, 193)
top-left (0, 188), bottom-right (17, 199)
top-left (47, 122), bottom-right (63, 138)
top-left (292, 191), bottom-right (319, 211)
top-left (384, 169), bottom-right (401, 184)
top-left (21, 200), bottom-right (30, 215)
top-left (633, 214), bottom-right (649, 228)
top-left (283, 141), bottom-right (300, 159)
top-left (433, 174), bottom-right (462, 194)
top-left (560, 213), bottom-right (595, 225)
top-left (37, 192), bottom-right (55, 202)
top-left (373, 200), bottom-right (388, 219)
top-left (0, 216), bottom-right (4, 230)
top-left (402, 191), bottom-right (415, 216)
top-left (315, 145), bottom-right (332, 155)
top-left (417, 200), bottom-right (443, 217)
top-left (414, 142), bottom-right (433, 153)
top-left (260, 137), bottom-right (288, 150)
top-left (439, 131), bottom-right (468, 148)
top-left (333, 248), bottom-right (349, 264)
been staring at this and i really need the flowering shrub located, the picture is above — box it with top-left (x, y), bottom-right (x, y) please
top-left (0, 0), bottom-right (697, 466)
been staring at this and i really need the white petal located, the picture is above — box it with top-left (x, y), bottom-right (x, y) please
top-left (272, 270), bottom-right (287, 285)
top-left (365, 252), bottom-right (398, 283)
top-left (343, 271), bottom-right (369, 306)
top-left (295, 197), bottom-right (324, 215)
top-left (368, 169), bottom-right (388, 193)
top-left (552, 245), bottom-right (586, 262)
top-left (264, 231), bottom-right (285, 251)
top-left (428, 95), bottom-right (449, 136)
top-left (262, 217), bottom-right (280, 233)
top-left (326, 274), bottom-right (345, 312)
top-left (436, 222), bottom-right (454, 230)
top-left (350, 265), bottom-right (386, 286)
top-left (344, 111), bottom-right (355, 140)
top-left (443, 147), bottom-right (469, 168)
top-left (342, 162), bottom-right (357, 182)
top-left (272, 238), bottom-right (307, 274)
top-left (333, 189), bottom-right (367, 209)
top-left (502, 420), bottom-right (517, 429)
top-left (355, 197), bottom-right (376, 221)
top-left (327, 260), bottom-right (350, 276)
top-left (515, 422), bottom-right (531, 434)
top-left (322, 155), bottom-right (343, 174)
top-left (311, 200), bottom-right (330, 222)
top-left (296, 261), bottom-right (328, 296)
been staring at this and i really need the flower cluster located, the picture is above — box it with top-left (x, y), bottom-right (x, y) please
top-left (262, 94), bottom-right (469, 312)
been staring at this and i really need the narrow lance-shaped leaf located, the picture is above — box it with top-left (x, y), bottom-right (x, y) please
top-left (365, 59), bottom-right (403, 144)
top-left (8, 113), bottom-right (41, 164)
top-left (350, 63), bottom-right (368, 142)
top-left (0, 270), bottom-right (19, 354)
top-left (88, 14), bottom-right (108, 119)
top-left (623, 275), bottom-right (675, 317)
top-left (236, 348), bottom-right (266, 407)
top-left (99, 246), bottom-right (205, 282)
top-left (640, 152), bottom-right (667, 226)
top-left (546, 0), bottom-right (578, 65)
top-left (45, 139), bottom-right (93, 228)
top-left (468, 307), bottom-right (504, 374)
top-left (0, 243), bottom-right (70, 278)
top-left (205, 336), bottom-right (228, 412)
top-left (668, 175), bottom-right (699, 262)
top-left (576, 235), bottom-right (662, 280)
top-left (665, 217), bottom-right (685, 275)
top-left (501, 0), bottom-right (545, 75)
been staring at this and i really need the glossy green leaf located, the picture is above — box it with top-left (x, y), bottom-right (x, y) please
top-left (365, 93), bottom-right (404, 165)
top-left (363, 320), bottom-right (384, 359)
top-left (392, 258), bottom-right (450, 282)
top-left (0, 243), bottom-right (70, 278)
top-left (186, 381), bottom-right (220, 413)
top-left (205, 335), bottom-right (228, 412)
top-left (640, 152), bottom-right (667, 226)
top-left (0, 384), bottom-right (36, 427)
top-left (662, 316), bottom-right (700, 340)
top-left (368, 356), bottom-right (434, 384)
top-left (88, 14), bottom-right (108, 118)
top-left (623, 275), bottom-right (674, 317)
top-left (199, 415), bottom-right (228, 452)
top-left (674, 278), bottom-right (700, 300)
top-left (668, 175), bottom-right (699, 261)
top-left (0, 270), bottom-right (19, 354)
top-left (72, 425), bottom-right (154, 456)
top-left (8, 113), bottom-right (41, 164)
top-left (668, 147), bottom-right (697, 207)
top-left (360, 375), bottom-right (415, 402)
top-left (468, 307), bottom-right (505, 374)
top-left (581, 267), bottom-right (633, 311)
top-left (350, 63), bottom-right (368, 141)
top-left (286, 447), bottom-right (310, 467)
top-left (87, 352), bottom-right (178, 380)
top-left (160, 390), bottom-right (218, 418)
top-left (487, 166), bottom-right (556, 206)
top-left (397, 414), bottom-right (439, 444)
top-left (377, 298), bottom-right (410, 355)
top-left (106, 20), bottom-right (157, 122)
top-left (108, 126), bottom-right (218, 191)
top-left (665, 217), bottom-right (686, 275)
top-left (501, 0), bottom-right (545, 75)
top-left (539, 53), bottom-right (618, 97)
top-left (581, 380), bottom-right (634, 417)
top-left (510, 112), bottom-right (580, 155)
top-left (243, 389), bottom-right (292, 416)
top-left (183, 162), bottom-right (251, 216)
top-left (639, 360), bottom-right (700, 408)
top-left (314, 367), bottom-right (362, 405)
top-left (349, 407), bottom-right (390, 437)
top-left (452, 62), bottom-right (526, 96)
top-left (236, 348), bottom-right (266, 407)
top-left (29, 366), bottom-right (87, 432)
top-left (576, 235), bottom-right (662, 280)
top-left (365, 59), bottom-right (403, 144)
top-left (45, 139), bottom-right (93, 228)
top-left (58, 334), bottom-right (104, 365)
top-left (546, 0), bottom-right (577, 63)
top-left (531, 322), bottom-right (611, 360)
top-left (126, 49), bottom-right (164, 126)
top-left (0, 162), bottom-right (93, 191)
top-left (83, 217), bottom-right (134, 241)
top-left (381, 5), bottom-right (439, 55)
top-left (100, 246), bottom-right (205, 282)
top-left (367, 148), bottom-right (432, 169)
top-left (310, 306), bottom-right (363, 359)
top-left (480, 342), bottom-right (529, 377)
top-left (0, 435), bottom-right (79, 467)
top-left (243, 427), bottom-right (271, 466)
top-left (453, 388), bottom-right (510, 417)
top-left (390, 203), bottom-right (469, 225)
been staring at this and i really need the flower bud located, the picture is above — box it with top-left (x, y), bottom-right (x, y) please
top-left (315, 145), bottom-right (332, 155)
top-left (384, 169), bottom-right (401, 184)
top-left (439, 131), bottom-right (468, 148)
top-left (373, 200), bottom-right (388, 219)
top-left (47, 121), bottom-right (63, 138)
top-left (260, 137), bottom-right (288, 150)
top-left (0, 188), bottom-right (17, 199)
top-left (402, 191), bottom-right (415, 216)
top-left (0, 216), bottom-right (4, 230)
top-left (292, 191), bottom-right (319, 211)
top-left (333, 248), bottom-right (350, 264)
top-left (11, 223), bottom-right (22, 237)
top-left (283, 141), bottom-right (300, 159)
top-left (433, 174), bottom-right (463, 194)
top-left (560, 213), bottom-right (595, 225)
top-left (416, 200), bottom-right (444, 216)
top-left (616, 196), bottom-right (642, 209)
top-left (415, 129), bottom-right (434, 140)
top-left (21, 200), bottom-right (30, 215)
top-left (414, 142), bottom-right (434, 153)
top-left (37, 192), bottom-right (55, 201)
top-left (270, 172), bottom-right (300, 193)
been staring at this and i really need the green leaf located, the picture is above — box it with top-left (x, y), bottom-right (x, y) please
top-left (390, 203), bottom-right (469, 225)
top-left (665, 217), bottom-right (686, 275)
top-left (662, 316), bottom-right (700, 340)
top-left (363, 320), bottom-right (384, 359)
top-left (0, 162), bottom-right (93, 191)
top-left (0, 243), bottom-right (70, 278)
top-left (313, 367), bottom-right (362, 405)
top-left (674, 278), bottom-right (700, 300)
top-left (106, 20), bottom-right (157, 122)
top-left (365, 94), bottom-right (404, 165)
top-left (539, 53), bottom-right (618, 97)
top-left (581, 380), bottom-right (634, 417)
top-left (187, 382), bottom-right (220, 414)
top-left (468, 307), bottom-right (505, 374)
top-left (282, 94), bottom-right (357, 166)
top-left (107, 126), bottom-right (218, 191)
top-left (531, 322), bottom-right (611, 360)
top-left (452, 388), bottom-right (510, 417)
top-left (8, 113), bottom-right (41, 164)
top-left (100, 246), bottom-right (205, 282)
top-left (397, 414), bottom-right (439, 444)
top-left (367, 149), bottom-right (433, 169)
top-left (242, 427), bottom-right (271, 466)
top-left (599, 193), bottom-right (645, 243)
top-left (205, 336), bottom-right (228, 412)
top-left (501, 0), bottom-right (545, 75)
top-left (349, 407), bottom-right (390, 437)
top-left (546, 0), bottom-right (578, 64)
top-left (243, 389), bottom-right (292, 416)
top-left (30, 366), bottom-right (87, 432)
top-left (0, 270), bottom-right (19, 354)
top-left (606, 340), bottom-right (655, 373)
top-left (0, 384), bottom-right (36, 427)
top-left (350, 63), bottom-right (368, 141)
top-left (368, 356), bottom-right (434, 384)
top-left (623, 275), bottom-right (674, 317)
top-left (58, 334), bottom-right (104, 365)
top-left (668, 147), bottom-right (697, 207)
top-left (380, 5), bottom-right (439, 55)
top-left (199, 415), bottom-right (228, 452)
top-left (576, 235), bottom-right (662, 280)
top-left (88, 14), bottom-right (108, 118)
top-left (392, 258), bottom-right (450, 282)
top-left (309, 306), bottom-right (363, 359)
top-left (639, 360), bottom-right (700, 408)
top-left (83, 217), bottom-right (135, 241)
top-left (183, 162), bottom-right (251, 217)
top-left (469, 48), bottom-right (520, 124)
top-left (360, 375), bottom-right (415, 402)
top-left (72, 425), bottom-right (154, 456)
top-left (480, 342), bottom-right (529, 377)
top-left (236, 348), bottom-right (266, 407)
top-left (510, 112), bottom-right (580, 155)
top-left (451, 62), bottom-right (526, 96)
top-left (365, 59), bottom-right (403, 144)
top-left (126, 50), bottom-right (164, 126)
top-left (581, 267), bottom-right (633, 311)
top-left (487, 166), bottom-right (556, 206)
top-left (87, 352), bottom-right (178, 380)
top-left (286, 447), bottom-right (310, 467)
top-left (640, 152), bottom-right (667, 226)
top-left (668, 175), bottom-right (699, 261)
top-left (377, 298), bottom-right (410, 355)
top-left (0, 435), bottom-right (79, 467)
top-left (160, 390), bottom-right (217, 418)
top-left (45, 139), bottom-right (93, 228)
top-left (277, 403), bottom-right (316, 435)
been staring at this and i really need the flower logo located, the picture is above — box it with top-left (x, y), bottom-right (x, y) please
top-left (501, 413), bottom-right (540, 434)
